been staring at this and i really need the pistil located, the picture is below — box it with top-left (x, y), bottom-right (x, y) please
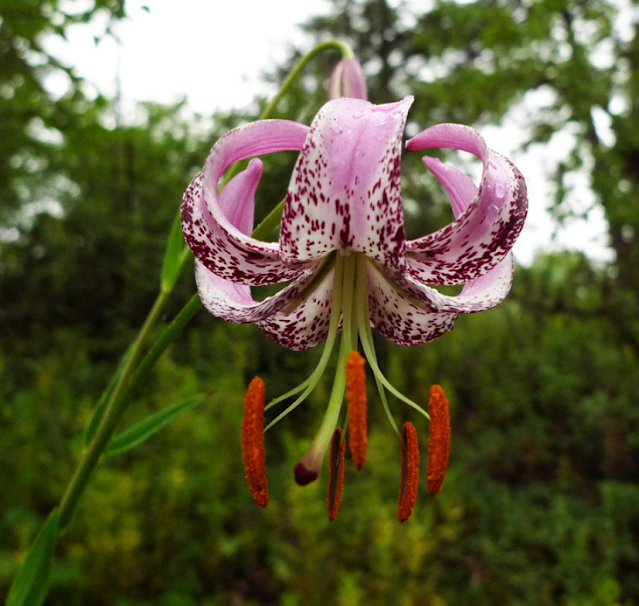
top-left (294, 253), bottom-right (358, 484)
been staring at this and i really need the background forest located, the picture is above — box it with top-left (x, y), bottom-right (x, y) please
top-left (2, 0), bottom-right (639, 604)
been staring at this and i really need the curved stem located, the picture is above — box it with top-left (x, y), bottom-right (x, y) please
top-left (58, 289), bottom-right (171, 530)
top-left (259, 40), bottom-right (354, 121)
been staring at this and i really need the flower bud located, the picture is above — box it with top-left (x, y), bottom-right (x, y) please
top-left (327, 58), bottom-right (367, 100)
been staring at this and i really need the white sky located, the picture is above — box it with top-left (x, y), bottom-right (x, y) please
top-left (49, 0), bottom-right (330, 114)
top-left (44, 0), bottom-right (613, 266)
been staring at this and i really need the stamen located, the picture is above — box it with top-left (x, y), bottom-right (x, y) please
top-left (398, 422), bottom-right (420, 522)
top-left (327, 428), bottom-right (346, 521)
top-left (345, 350), bottom-right (367, 470)
top-left (241, 377), bottom-right (269, 507)
top-left (427, 385), bottom-right (451, 495)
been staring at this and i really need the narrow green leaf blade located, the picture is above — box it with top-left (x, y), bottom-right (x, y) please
top-left (105, 393), bottom-right (207, 457)
top-left (84, 345), bottom-right (133, 447)
top-left (7, 509), bottom-right (59, 606)
top-left (161, 210), bottom-right (186, 292)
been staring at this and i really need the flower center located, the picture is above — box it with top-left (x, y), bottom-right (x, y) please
top-left (241, 251), bottom-right (450, 518)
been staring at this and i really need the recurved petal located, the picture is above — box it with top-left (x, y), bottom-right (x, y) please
top-left (195, 259), bottom-right (322, 324)
top-left (280, 97), bottom-right (413, 276)
top-left (181, 120), bottom-right (311, 286)
top-left (400, 253), bottom-right (515, 314)
top-left (218, 157), bottom-right (261, 234)
top-left (406, 123), bottom-right (527, 285)
top-left (366, 260), bottom-right (458, 347)
top-left (255, 264), bottom-right (337, 351)
top-left (422, 156), bottom-right (477, 220)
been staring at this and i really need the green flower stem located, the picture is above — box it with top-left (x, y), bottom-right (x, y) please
top-left (58, 289), bottom-right (171, 531)
top-left (119, 293), bottom-right (202, 407)
top-left (58, 249), bottom-right (198, 532)
top-left (252, 197), bottom-right (285, 242)
top-left (259, 40), bottom-right (354, 122)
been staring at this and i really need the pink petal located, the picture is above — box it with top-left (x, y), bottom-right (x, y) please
top-left (366, 261), bottom-right (458, 347)
top-left (218, 158), bottom-right (261, 234)
top-left (255, 265), bottom-right (337, 351)
top-left (422, 157), bottom-right (477, 219)
top-left (406, 124), bottom-right (527, 285)
top-left (181, 120), bottom-right (311, 286)
top-left (194, 260), bottom-right (322, 324)
top-left (401, 254), bottom-right (515, 314)
top-left (280, 97), bottom-right (413, 277)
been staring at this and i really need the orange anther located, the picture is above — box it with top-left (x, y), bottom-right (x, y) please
top-left (327, 427), bottom-right (346, 521)
top-left (398, 422), bottom-right (420, 522)
top-left (345, 350), bottom-right (367, 470)
top-left (427, 385), bottom-right (450, 495)
top-left (241, 377), bottom-right (269, 507)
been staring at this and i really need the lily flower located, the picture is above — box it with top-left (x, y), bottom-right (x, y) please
top-left (181, 95), bottom-right (527, 512)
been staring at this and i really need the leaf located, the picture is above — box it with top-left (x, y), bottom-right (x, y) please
top-left (161, 210), bottom-right (187, 292)
top-left (84, 345), bottom-right (134, 447)
top-left (105, 394), bottom-right (208, 457)
top-left (7, 509), bottom-right (59, 606)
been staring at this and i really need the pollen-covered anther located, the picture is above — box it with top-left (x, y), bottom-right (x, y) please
top-left (241, 377), bottom-right (269, 507)
top-left (426, 384), bottom-right (451, 495)
top-left (327, 427), bottom-right (346, 521)
top-left (345, 350), bottom-right (367, 470)
top-left (398, 422), bottom-right (420, 522)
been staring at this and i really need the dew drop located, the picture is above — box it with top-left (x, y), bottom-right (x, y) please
top-left (331, 125), bottom-right (343, 135)
top-left (371, 104), bottom-right (394, 113)
top-left (495, 183), bottom-right (506, 199)
top-left (352, 111), bottom-right (364, 119)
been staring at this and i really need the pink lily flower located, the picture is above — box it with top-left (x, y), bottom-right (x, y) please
top-left (181, 95), bottom-right (527, 485)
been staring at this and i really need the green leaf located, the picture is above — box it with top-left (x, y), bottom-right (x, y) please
top-left (105, 394), bottom-right (208, 457)
top-left (7, 509), bottom-right (59, 606)
top-left (84, 345), bottom-right (134, 447)
top-left (161, 210), bottom-right (186, 292)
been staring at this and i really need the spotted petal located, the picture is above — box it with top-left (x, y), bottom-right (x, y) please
top-left (181, 120), bottom-right (310, 286)
top-left (366, 260), bottom-right (458, 347)
top-left (406, 124), bottom-right (527, 285)
top-left (395, 253), bottom-right (515, 315)
top-left (280, 97), bottom-right (413, 277)
top-left (255, 263), bottom-right (337, 351)
top-left (195, 260), bottom-right (322, 324)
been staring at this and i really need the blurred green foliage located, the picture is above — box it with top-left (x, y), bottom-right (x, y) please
top-left (2, 0), bottom-right (639, 604)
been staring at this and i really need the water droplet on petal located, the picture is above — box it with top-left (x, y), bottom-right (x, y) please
top-left (352, 111), bottom-right (364, 119)
top-left (495, 183), bottom-right (506, 199)
top-left (331, 125), bottom-right (343, 135)
top-left (371, 104), bottom-right (394, 113)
